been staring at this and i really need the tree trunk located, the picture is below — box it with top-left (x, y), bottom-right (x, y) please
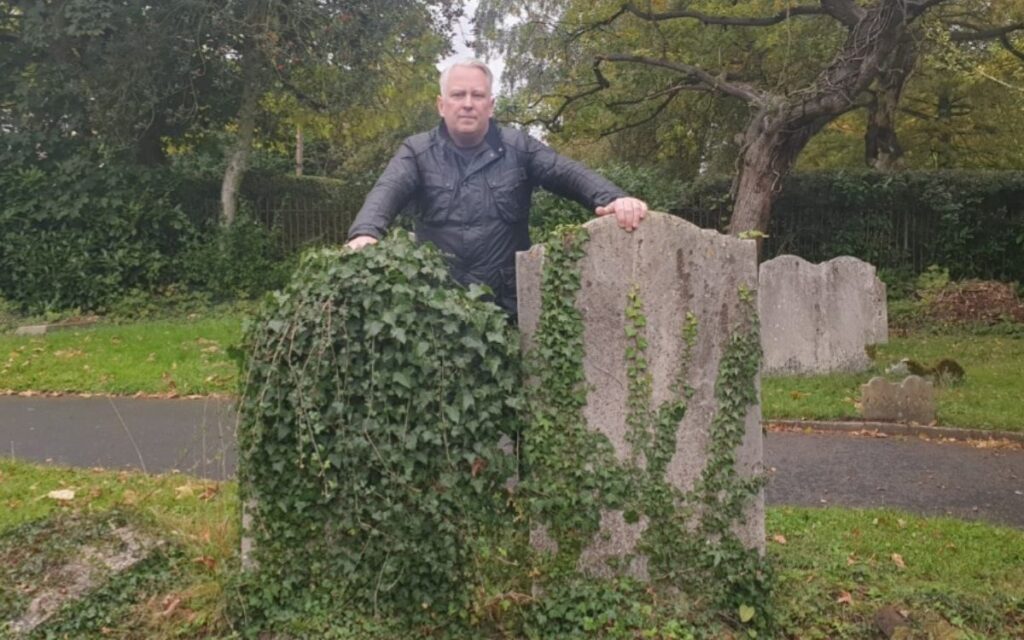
top-left (220, 55), bottom-right (260, 227)
top-left (728, 108), bottom-right (830, 236)
top-left (865, 37), bottom-right (916, 171)
top-left (295, 123), bottom-right (304, 176)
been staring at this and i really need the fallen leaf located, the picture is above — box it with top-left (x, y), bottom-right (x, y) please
top-left (891, 553), bottom-right (906, 569)
top-left (47, 489), bottom-right (75, 501)
top-left (175, 484), bottom-right (195, 499)
top-left (836, 591), bottom-right (854, 605)
top-left (471, 458), bottom-right (488, 478)
top-left (198, 485), bottom-right (219, 501)
top-left (193, 556), bottom-right (216, 571)
top-left (738, 604), bottom-right (756, 623)
top-left (772, 534), bottom-right (787, 545)
top-left (846, 554), bottom-right (857, 566)
top-left (161, 595), bottom-right (182, 617)
top-left (122, 489), bottom-right (139, 505)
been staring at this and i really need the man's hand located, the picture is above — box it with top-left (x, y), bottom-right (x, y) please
top-left (345, 235), bottom-right (379, 250)
top-left (595, 197), bottom-right (648, 231)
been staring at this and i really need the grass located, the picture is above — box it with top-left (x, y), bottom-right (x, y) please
top-left (0, 313), bottom-right (243, 396)
top-left (2, 460), bottom-right (1021, 638)
top-left (2, 309), bottom-right (1021, 431)
top-left (762, 332), bottom-right (1024, 432)
top-left (0, 459), bottom-right (238, 638)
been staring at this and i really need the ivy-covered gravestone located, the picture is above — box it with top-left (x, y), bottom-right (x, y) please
top-left (516, 213), bottom-right (766, 605)
top-left (237, 233), bottom-right (522, 625)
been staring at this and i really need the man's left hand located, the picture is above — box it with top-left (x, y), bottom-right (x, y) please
top-left (595, 197), bottom-right (648, 231)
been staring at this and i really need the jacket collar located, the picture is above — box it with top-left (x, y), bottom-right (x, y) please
top-left (437, 118), bottom-right (503, 152)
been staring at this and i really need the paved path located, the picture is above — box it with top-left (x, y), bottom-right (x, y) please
top-left (2, 396), bottom-right (1022, 528)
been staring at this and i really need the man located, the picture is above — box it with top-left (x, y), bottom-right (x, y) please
top-left (346, 58), bottom-right (648, 316)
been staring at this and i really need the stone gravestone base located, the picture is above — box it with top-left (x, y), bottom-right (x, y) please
top-left (517, 212), bottom-right (765, 580)
top-left (759, 255), bottom-right (888, 375)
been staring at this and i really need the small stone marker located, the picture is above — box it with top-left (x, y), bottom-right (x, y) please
top-left (14, 318), bottom-right (98, 336)
top-left (517, 212), bottom-right (764, 578)
top-left (861, 375), bottom-right (936, 424)
top-left (759, 255), bottom-right (887, 374)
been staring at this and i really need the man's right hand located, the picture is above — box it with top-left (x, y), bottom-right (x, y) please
top-left (345, 235), bottom-right (379, 250)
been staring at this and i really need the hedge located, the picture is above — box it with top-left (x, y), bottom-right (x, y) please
top-left (678, 170), bottom-right (1024, 284)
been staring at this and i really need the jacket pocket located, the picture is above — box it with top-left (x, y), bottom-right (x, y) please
top-left (486, 167), bottom-right (529, 224)
top-left (419, 170), bottom-right (453, 223)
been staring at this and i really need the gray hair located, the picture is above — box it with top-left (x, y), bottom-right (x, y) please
top-left (439, 58), bottom-right (494, 96)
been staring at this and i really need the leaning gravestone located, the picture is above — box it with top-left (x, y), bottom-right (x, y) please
top-left (759, 255), bottom-right (887, 375)
top-left (517, 212), bottom-right (765, 582)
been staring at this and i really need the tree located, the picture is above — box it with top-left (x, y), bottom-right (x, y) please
top-left (477, 0), bottom-right (1024, 234)
top-left (204, 0), bottom-right (459, 224)
top-left (0, 0), bottom-right (230, 164)
top-left (1, 0), bottom-right (458, 224)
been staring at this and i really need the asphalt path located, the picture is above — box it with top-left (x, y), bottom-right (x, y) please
top-left (2, 396), bottom-right (1022, 528)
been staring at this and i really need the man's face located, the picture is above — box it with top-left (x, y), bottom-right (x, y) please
top-left (437, 66), bottom-right (495, 146)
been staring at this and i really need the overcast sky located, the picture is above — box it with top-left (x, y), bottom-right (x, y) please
top-left (438, 0), bottom-right (505, 95)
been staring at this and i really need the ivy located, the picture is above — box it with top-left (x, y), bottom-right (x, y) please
top-left (235, 225), bottom-right (773, 638)
top-left (236, 231), bottom-right (523, 630)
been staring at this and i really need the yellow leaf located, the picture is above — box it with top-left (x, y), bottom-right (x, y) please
top-left (891, 553), bottom-right (906, 568)
top-left (836, 591), bottom-right (853, 605)
top-left (772, 534), bottom-right (787, 545)
top-left (47, 489), bottom-right (75, 501)
top-left (739, 604), bottom-right (756, 623)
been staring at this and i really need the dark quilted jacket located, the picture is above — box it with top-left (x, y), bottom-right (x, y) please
top-left (347, 119), bottom-right (627, 314)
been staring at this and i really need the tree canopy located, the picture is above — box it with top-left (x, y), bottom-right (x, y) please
top-left (476, 0), bottom-right (1024, 232)
top-left (1, 0), bottom-right (457, 222)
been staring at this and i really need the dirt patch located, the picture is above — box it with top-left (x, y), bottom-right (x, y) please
top-left (927, 280), bottom-right (1024, 325)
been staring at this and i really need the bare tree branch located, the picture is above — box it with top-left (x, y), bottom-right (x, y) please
top-left (820, 0), bottom-right (867, 27)
top-left (622, 2), bottom-right (830, 27)
top-left (596, 53), bottom-right (766, 104)
top-left (1000, 34), bottom-right (1024, 63)
top-left (601, 90), bottom-right (681, 136)
top-left (949, 21), bottom-right (1024, 42)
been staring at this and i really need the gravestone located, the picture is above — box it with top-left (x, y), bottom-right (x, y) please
top-left (861, 375), bottom-right (936, 424)
top-left (517, 212), bottom-right (765, 579)
top-left (759, 255), bottom-right (887, 375)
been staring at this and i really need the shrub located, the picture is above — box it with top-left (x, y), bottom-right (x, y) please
top-left (0, 135), bottom-right (193, 313)
top-left (181, 214), bottom-right (292, 301)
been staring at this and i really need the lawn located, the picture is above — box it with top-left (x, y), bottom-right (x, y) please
top-left (2, 312), bottom-right (1022, 431)
top-left (762, 332), bottom-right (1024, 432)
top-left (0, 314), bottom-right (243, 396)
top-left (2, 459), bottom-right (1021, 638)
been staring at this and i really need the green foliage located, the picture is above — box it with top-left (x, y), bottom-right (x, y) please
top-left (0, 136), bottom-right (194, 313)
top-left (236, 232), bottom-right (523, 630)
top-left (530, 164), bottom-right (686, 242)
top-left (682, 170), bottom-right (1024, 282)
top-left (181, 215), bottom-right (293, 300)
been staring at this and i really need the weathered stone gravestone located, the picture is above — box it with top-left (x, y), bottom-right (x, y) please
top-left (517, 212), bottom-right (765, 581)
top-left (861, 375), bottom-right (936, 424)
top-left (759, 255), bottom-right (888, 375)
